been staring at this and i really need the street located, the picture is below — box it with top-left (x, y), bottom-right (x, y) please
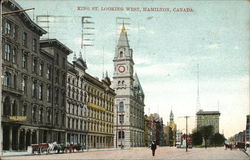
top-left (1, 147), bottom-right (249, 160)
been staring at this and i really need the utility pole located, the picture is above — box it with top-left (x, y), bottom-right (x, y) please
top-left (185, 116), bottom-right (189, 152)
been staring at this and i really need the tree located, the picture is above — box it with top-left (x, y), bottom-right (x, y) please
top-left (192, 130), bottom-right (202, 146)
top-left (199, 125), bottom-right (214, 148)
top-left (210, 133), bottom-right (226, 146)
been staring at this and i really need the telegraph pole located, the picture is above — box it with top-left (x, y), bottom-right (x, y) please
top-left (185, 116), bottom-right (189, 152)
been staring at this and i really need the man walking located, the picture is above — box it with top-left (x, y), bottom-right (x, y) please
top-left (151, 141), bottom-right (157, 156)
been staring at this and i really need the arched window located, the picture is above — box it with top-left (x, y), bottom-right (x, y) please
top-left (119, 51), bottom-right (124, 58)
top-left (3, 97), bottom-right (11, 115)
top-left (119, 102), bottom-right (124, 112)
top-left (118, 130), bottom-right (125, 139)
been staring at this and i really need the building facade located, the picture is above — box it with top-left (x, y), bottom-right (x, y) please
top-left (66, 54), bottom-right (88, 146)
top-left (85, 72), bottom-right (115, 149)
top-left (196, 110), bottom-right (220, 134)
top-left (113, 25), bottom-right (145, 148)
top-left (1, 0), bottom-right (71, 151)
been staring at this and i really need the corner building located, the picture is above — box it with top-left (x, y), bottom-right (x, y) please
top-left (1, 0), bottom-right (70, 151)
top-left (113, 25), bottom-right (145, 148)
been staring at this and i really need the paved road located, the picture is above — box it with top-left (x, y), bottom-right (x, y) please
top-left (1, 147), bottom-right (249, 160)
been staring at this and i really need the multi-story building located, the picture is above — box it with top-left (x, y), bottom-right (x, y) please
top-left (113, 24), bottom-right (145, 148)
top-left (40, 39), bottom-right (71, 144)
top-left (85, 71), bottom-right (115, 149)
top-left (1, 0), bottom-right (46, 151)
top-left (66, 54), bottom-right (88, 146)
top-left (196, 110), bottom-right (220, 134)
top-left (1, 0), bottom-right (71, 151)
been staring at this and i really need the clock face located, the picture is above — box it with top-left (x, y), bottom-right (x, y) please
top-left (118, 65), bottom-right (125, 73)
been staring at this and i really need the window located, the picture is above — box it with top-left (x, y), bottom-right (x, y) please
top-left (67, 117), bottom-right (70, 128)
top-left (32, 39), bottom-right (37, 52)
top-left (47, 86), bottom-right (51, 102)
top-left (39, 63), bottom-right (43, 76)
top-left (47, 109), bottom-right (51, 123)
top-left (118, 130), bottom-right (125, 139)
top-left (56, 53), bottom-right (59, 65)
top-left (38, 84), bottom-right (43, 100)
top-left (46, 65), bottom-right (51, 80)
top-left (3, 72), bottom-right (11, 87)
top-left (12, 101), bottom-right (17, 116)
top-left (39, 108), bottom-right (43, 123)
top-left (32, 80), bottom-right (37, 98)
top-left (22, 104), bottom-right (27, 116)
top-left (32, 106), bottom-right (36, 122)
top-left (22, 32), bottom-right (27, 47)
top-left (22, 53), bottom-right (28, 69)
top-left (119, 102), bottom-right (124, 112)
top-left (4, 21), bottom-right (11, 35)
top-left (32, 57), bottom-right (37, 73)
top-left (119, 115), bottom-right (124, 124)
top-left (12, 48), bottom-right (17, 63)
top-left (21, 76), bottom-right (27, 94)
top-left (119, 51), bottom-right (124, 58)
top-left (4, 44), bottom-right (10, 61)
top-left (13, 75), bottom-right (17, 89)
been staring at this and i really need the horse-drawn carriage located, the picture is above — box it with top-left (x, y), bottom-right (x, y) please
top-left (31, 142), bottom-right (85, 154)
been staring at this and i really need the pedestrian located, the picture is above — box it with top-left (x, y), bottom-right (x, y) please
top-left (151, 141), bottom-right (157, 156)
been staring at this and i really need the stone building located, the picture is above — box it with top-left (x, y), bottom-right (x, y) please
top-left (1, 0), bottom-right (71, 151)
top-left (85, 72), bottom-right (115, 149)
top-left (113, 24), bottom-right (145, 148)
top-left (196, 110), bottom-right (220, 134)
top-left (66, 54), bottom-right (88, 146)
top-left (144, 115), bottom-right (152, 147)
top-left (66, 53), bottom-right (115, 149)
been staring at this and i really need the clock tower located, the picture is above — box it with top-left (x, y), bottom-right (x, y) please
top-left (113, 24), bottom-right (134, 95)
top-left (113, 24), bottom-right (145, 148)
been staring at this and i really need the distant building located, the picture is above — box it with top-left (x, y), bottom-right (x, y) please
top-left (165, 110), bottom-right (177, 146)
top-left (196, 110), bottom-right (220, 134)
top-left (144, 115), bottom-right (153, 147)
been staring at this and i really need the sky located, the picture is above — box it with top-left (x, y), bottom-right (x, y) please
top-left (17, 0), bottom-right (250, 138)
